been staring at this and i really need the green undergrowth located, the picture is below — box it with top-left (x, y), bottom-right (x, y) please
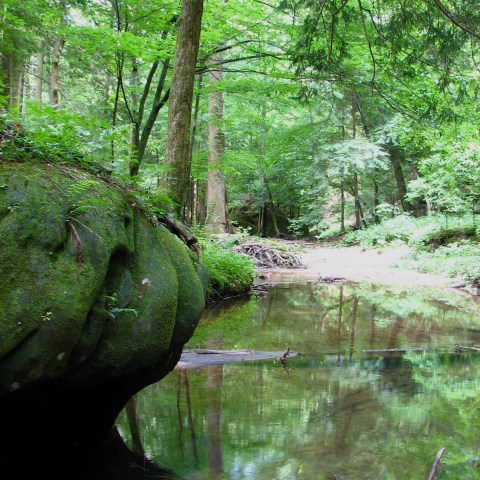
top-left (397, 240), bottom-right (480, 285)
top-left (199, 238), bottom-right (255, 302)
top-left (342, 214), bottom-right (478, 248)
top-left (0, 105), bottom-right (114, 169)
top-left (341, 214), bottom-right (480, 284)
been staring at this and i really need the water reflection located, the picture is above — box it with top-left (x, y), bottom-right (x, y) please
top-left (116, 282), bottom-right (480, 479)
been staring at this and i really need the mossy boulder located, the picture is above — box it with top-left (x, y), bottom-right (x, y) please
top-left (0, 162), bottom-right (207, 462)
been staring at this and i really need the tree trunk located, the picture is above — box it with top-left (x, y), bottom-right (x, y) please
top-left (206, 52), bottom-right (232, 233)
top-left (353, 171), bottom-right (361, 229)
top-left (409, 162), bottom-right (431, 214)
top-left (257, 205), bottom-right (265, 236)
top-left (50, 0), bottom-right (68, 106)
top-left (340, 183), bottom-right (345, 232)
top-left (196, 179), bottom-right (207, 225)
top-left (185, 73), bottom-right (203, 223)
top-left (373, 179), bottom-right (380, 223)
top-left (388, 144), bottom-right (411, 212)
top-left (36, 40), bottom-right (44, 107)
top-left (351, 85), bottom-right (361, 230)
top-left (163, 0), bottom-right (203, 215)
top-left (127, 19), bottom-right (176, 176)
top-left (133, 58), bottom-right (171, 176)
top-left (265, 177), bottom-right (280, 237)
top-left (128, 57), bottom-right (139, 172)
top-left (6, 53), bottom-right (22, 106)
top-left (17, 63), bottom-right (25, 111)
top-left (353, 87), bottom-right (380, 223)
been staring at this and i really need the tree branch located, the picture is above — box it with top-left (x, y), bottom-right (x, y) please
top-left (196, 53), bottom-right (284, 75)
top-left (119, 65), bottom-right (136, 124)
top-left (138, 60), bottom-right (160, 127)
top-left (429, 0), bottom-right (480, 41)
top-left (328, 0), bottom-right (349, 56)
top-left (358, 0), bottom-right (376, 83)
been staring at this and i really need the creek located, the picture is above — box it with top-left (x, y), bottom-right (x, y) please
top-left (116, 275), bottom-right (480, 479)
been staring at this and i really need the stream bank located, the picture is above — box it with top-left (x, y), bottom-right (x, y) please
top-left (252, 242), bottom-right (478, 296)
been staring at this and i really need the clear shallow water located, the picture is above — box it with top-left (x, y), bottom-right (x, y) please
top-left (116, 280), bottom-right (480, 479)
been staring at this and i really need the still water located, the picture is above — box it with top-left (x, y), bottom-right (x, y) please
top-left (116, 279), bottom-right (480, 479)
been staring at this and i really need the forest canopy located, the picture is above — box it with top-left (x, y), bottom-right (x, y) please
top-left (1, 0), bottom-right (479, 238)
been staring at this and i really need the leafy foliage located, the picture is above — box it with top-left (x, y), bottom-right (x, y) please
top-left (400, 240), bottom-right (480, 284)
top-left (199, 238), bottom-right (255, 301)
top-left (343, 213), bottom-right (478, 247)
top-left (0, 105), bottom-right (113, 166)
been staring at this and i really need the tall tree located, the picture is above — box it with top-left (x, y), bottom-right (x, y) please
top-left (50, 0), bottom-right (68, 106)
top-left (163, 0), bottom-right (204, 215)
top-left (35, 40), bottom-right (44, 106)
top-left (206, 52), bottom-right (232, 233)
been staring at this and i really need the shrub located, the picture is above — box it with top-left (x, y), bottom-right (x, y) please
top-left (399, 240), bottom-right (480, 283)
top-left (200, 240), bottom-right (255, 301)
top-left (343, 214), bottom-right (478, 248)
top-left (0, 104), bottom-right (113, 168)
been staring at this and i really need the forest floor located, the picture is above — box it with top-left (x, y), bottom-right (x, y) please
top-left (257, 242), bottom-right (458, 288)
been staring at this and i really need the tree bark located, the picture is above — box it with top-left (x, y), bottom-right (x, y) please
top-left (340, 183), bottom-right (345, 232)
top-left (388, 144), bottom-right (411, 212)
top-left (163, 0), bottom-right (203, 214)
top-left (185, 73), bottom-right (203, 223)
top-left (196, 179), bottom-right (207, 225)
top-left (206, 52), bottom-right (232, 233)
top-left (373, 179), bottom-right (379, 223)
top-left (50, 0), bottom-right (68, 106)
top-left (265, 177), bottom-right (280, 237)
top-left (353, 171), bottom-right (361, 229)
top-left (127, 57), bottom-right (139, 171)
top-left (127, 18), bottom-right (176, 176)
top-left (353, 86), bottom-right (380, 223)
top-left (133, 58), bottom-right (171, 175)
top-left (36, 40), bottom-right (44, 107)
top-left (5, 53), bottom-right (22, 106)
top-left (409, 162), bottom-right (430, 214)
top-left (17, 62), bottom-right (25, 111)
top-left (351, 85), bottom-right (361, 230)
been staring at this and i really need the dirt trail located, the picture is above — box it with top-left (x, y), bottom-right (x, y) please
top-left (268, 244), bottom-right (456, 288)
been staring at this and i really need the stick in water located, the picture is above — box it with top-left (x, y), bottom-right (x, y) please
top-left (280, 348), bottom-right (290, 364)
top-left (428, 447), bottom-right (446, 480)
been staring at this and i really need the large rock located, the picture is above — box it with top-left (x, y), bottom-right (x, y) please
top-left (0, 162), bottom-right (206, 470)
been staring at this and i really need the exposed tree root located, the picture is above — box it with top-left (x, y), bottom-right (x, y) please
top-left (232, 242), bottom-right (303, 268)
top-left (67, 219), bottom-right (83, 264)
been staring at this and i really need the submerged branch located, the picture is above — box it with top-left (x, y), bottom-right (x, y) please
top-left (428, 447), bottom-right (446, 480)
top-left (361, 347), bottom-right (435, 353)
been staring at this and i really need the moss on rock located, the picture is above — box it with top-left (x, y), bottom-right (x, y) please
top-left (0, 163), bottom-right (206, 395)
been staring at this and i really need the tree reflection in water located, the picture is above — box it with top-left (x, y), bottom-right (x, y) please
top-left (115, 282), bottom-right (480, 479)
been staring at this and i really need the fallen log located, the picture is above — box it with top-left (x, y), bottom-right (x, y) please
top-left (455, 344), bottom-right (480, 352)
top-left (177, 349), bottom-right (301, 368)
top-left (361, 347), bottom-right (436, 354)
